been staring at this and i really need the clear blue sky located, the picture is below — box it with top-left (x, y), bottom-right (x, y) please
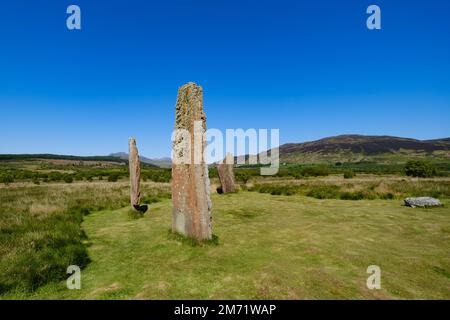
top-left (1, 0), bottom-right (449, 157)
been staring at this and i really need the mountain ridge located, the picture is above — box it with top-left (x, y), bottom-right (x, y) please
top-left (108, 152), bottom-right (172, 168)
top-left (1, 135), bottom-right (449, 166)
top-left (240, 134), bottom-right (450, 164)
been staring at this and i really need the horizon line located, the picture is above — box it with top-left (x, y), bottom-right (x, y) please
top-left (1, 133), bottom-right (449, 158)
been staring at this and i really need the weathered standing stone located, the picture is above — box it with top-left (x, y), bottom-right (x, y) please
top-left (172, 82), bottom-right (212, 241)
top-left (129, 138), bottom-right (147, 213)
top-left (217, 153), bottom-right (237, 194)
top-left (404, 197), bottom-right (442, 208)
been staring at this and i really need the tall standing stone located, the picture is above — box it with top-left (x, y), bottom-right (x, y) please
top-left (217, 153), bottom-right (237, 193)
top-left (172, 82), bottom-right (212, 241)
top-left (129, 137), bottom-right (143, 212)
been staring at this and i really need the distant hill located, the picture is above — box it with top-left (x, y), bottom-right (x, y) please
top-left (2, 135), bottom-right (448, 168)
top-left (109, 152), bottom-right (172, 168)
top-left (0, 153), bottom-right (162, 168)
top-left (0, 154), bottom-right (126, 163)
top-left (0, 152), bottom-right (171, 168)
top-left (240, 135), bottom-right (450, 164)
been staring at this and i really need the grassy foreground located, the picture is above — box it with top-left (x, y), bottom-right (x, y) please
top-left (4, 192), bottom-right (449, 300)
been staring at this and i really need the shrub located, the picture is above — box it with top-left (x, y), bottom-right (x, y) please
top-left (343, 170), bottom-right (355, 179)
top-left (379, 192), bottom-right (395, 200)
top-left (249, 184), bottom-right (299, 196)
top-left (142, 169), bottom-right (171, 183)
top-left (339, 191), bottom-right (362, 200)
top-left (405, 160), bottom-right (437, 178)
top-left (49, 171), bottom-right (63, 182)
top-left (0, 174), bottom-right (14, 185)
top-left (108, 174), bottom-right (119, 182)
top-left (64, 175), bottom-right (74, 183)
top-left (306, 185), bottom-right (340, 199)
top-left (208, 168), bottom-right (218, 178)
top-left (235, 172), bottom-right (251, 184)
top-left (301, 165), bottom-right (329, 177)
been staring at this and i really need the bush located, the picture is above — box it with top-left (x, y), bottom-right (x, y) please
top-left (74, 173), bottom-right (84, 181)
top-left (142, 169), bottom-right (171, 183)
top-left (49, 171), bottom-right (63, 182)
top-left (379, 192), bottom-right (395, 200)
top-left (268, 186), bottom-right (297, 196)
top-left (343, 170), bottom-right (355, 179)
top-left (249, 183), bottom-right (396, 201)
top-left (64, 175), bottom-right (74, 183)
top-left (0, 174), bottom-right (14, 185)
top-left (249, 184), bottom-right (299, 196)
top-left (235, 172), bottom-right (250, 184)
top-left (339, 191), bottom-right (364, 200)
top-left (306, 185), bottom-right (340, 199)
top-left (405, 160), bottom-right (437, 178)
top-left (108, 174), bottom-right (119, 182)
top-left (301, 165), bottom-right (329, 177)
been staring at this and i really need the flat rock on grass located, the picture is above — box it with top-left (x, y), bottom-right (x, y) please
top-left (404, 197), bottom-right (442, 208)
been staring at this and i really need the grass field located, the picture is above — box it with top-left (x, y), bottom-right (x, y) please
top-left (3, 190), bottom-right (449, 300)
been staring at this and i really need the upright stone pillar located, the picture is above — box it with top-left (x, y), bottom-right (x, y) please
top-left (217, 153), bottom-right (237, 193)
top-left (172, 82), bottom-right (212, 240)
top-left (129, 137), bottom-right (144, 212)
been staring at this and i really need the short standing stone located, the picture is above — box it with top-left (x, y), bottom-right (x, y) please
top-left (404, 197), bottom-right (442, 208)
top-left (217, 153), bottom-right (237, 193)
top-left (172, 82), bottom-right (212, 241)
top-left (129, 137), bottom-right (145, 212)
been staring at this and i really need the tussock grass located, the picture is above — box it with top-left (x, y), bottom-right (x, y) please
top-left (127, 210), bottom-right (145, 220)
top-left (1, 176), bottom-right (449, 299)
top-left (0, 181), bottom-right (170, 294)
top-left (167, 230), bottom-right (220, 247)
top-left (5, 192), bottom-right (448, 300)
top-left (248, 177), bottom-right (450, 200)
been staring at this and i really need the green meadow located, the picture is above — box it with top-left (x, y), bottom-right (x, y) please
top-left (3, 189), bottom-right (449, 300)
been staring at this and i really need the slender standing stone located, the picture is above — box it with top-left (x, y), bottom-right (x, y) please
top-left (129, 137), bottom-right (142, 211)
top-left (217, 153), bottom-right (237, 193)
top-left (172, 82), bottom-right (212, 240)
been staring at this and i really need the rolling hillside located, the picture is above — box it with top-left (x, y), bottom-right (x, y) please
top-left (233, 135), bottom-right (450, 165)
top-left (109, 153), bottom-right (172, 168)
top-left (2, 135), bottom-right (449, 168)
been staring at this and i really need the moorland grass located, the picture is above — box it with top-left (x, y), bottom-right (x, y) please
top-left (248, 177), bottom-right (450, 200)
top-left (1, 176), bottom-right (449, 299)
top-left (0, 181), bottom-right (170, 294)
top-left (3, 191), bottom-right (448, 300)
